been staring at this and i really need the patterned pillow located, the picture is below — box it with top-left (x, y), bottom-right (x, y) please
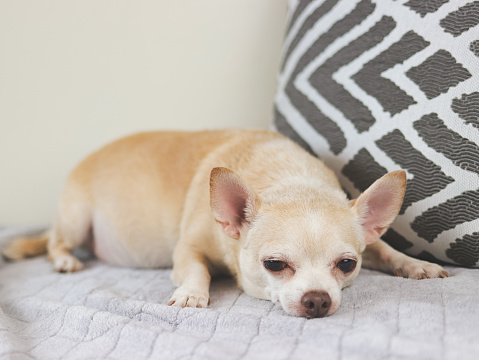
top-left (274, 0), bottom-right (479, 267)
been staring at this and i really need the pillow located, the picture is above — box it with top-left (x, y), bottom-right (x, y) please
top-left (274, 0), bottom-right (479, 267)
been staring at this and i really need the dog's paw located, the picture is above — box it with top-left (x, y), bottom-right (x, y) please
top-left (394, 258), bottom-right (449, 279)
top-left (168, 286), bottom-right (210, 308)
top-left (53, 255), bottom-right (84, 273)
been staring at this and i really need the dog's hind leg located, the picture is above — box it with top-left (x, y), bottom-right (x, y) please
top-left (48, 181), bottom-right (92, 273)
top-left (48, 226), bottom-right (87, 273)
top-left (3, 180), bottom-right (91, 274)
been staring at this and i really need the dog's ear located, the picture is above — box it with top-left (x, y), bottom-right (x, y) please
top-left (210, 167), bottom-right (259, 240)
top-left (351, 171), bottom-right (406, 245)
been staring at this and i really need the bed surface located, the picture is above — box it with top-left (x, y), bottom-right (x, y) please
top-left (1, 226), bottom-right (478, 360)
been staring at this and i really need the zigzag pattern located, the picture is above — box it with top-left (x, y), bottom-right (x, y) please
top-left (376, 130), bottom-right (454, 213)
top-left (283, 0), bottom-right (339, 67)
top-left (274, 107), bottom-right (316, 156)
top-left (382, 228), bottom-right (414, 252)
top-left (342, 148), bottom-right (387, 191)
top-left (413, 113), bottom-right (479, 174)
top-left (284, 0), bottom-right (377, 154)
top-left (412, 190), bottom-right (479, 242)
top-left (275, 0), bottom-right (479, 267)
top-left (452, 92), bottom-right (479, 128)
top-left (352, 31), bottom-right (429, 115)
top-left (446, 232), bottom-right (479, 267)
top-left (406, 50), bottom-right (471, 99)
top-left (309, 15), bottom-right (395, 131)
top-left (405, 0), bottom-right (449, 17)
top-left (440, 1), bottom-right (479, 36)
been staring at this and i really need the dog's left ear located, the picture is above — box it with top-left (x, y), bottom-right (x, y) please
top-left (210, 167), bottom-right (259, 240)
top-left (351, 171), bottom-right (406, 245)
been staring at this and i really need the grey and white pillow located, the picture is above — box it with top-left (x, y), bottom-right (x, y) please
top-left (274, 0), bottom-right (479, 267)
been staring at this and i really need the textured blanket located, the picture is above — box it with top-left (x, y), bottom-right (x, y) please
top-left (0, 226), bottom-right (478, 360)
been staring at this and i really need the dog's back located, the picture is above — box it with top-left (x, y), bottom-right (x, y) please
top-left (5, 129), bottom-right (331, 270)
top-left (55, 130), bottom-right (250, 269)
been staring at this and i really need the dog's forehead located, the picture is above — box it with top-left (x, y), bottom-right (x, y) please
top-left (295, 209), bottom-right (359, 250)
top-left (255, 201), bottom-right (362, 256)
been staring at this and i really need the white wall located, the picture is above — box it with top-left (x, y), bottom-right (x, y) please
top-left (0, 0), bottom-right (288, 225)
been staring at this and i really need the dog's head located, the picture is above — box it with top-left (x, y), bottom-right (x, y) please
top-left (210, 167), bottom-right (406, 318)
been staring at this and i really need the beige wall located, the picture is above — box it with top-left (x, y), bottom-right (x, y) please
top-left (0, 0), bottom-right (288, 225)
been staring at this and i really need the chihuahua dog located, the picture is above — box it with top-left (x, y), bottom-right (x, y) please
top-left (3, 130), bottom-right (449, 318)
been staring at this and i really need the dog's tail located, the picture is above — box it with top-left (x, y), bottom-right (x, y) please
top-left (2, 231), bottom-right (49, 260)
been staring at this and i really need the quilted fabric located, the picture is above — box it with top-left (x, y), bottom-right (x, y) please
top-left (274, 0), bottom-right (479, 267)
top-left (1, 227), bottom-right (479, 359)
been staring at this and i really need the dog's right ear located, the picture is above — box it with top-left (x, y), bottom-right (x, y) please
top-left (210, 167), bottom-right (259, 240)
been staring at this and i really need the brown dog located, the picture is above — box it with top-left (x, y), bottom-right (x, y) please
top-left (3, 130), bottom-right (449, 318)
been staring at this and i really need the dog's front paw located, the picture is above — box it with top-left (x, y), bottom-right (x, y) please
top-left (168, 286), bottom-right (210, 308)
top-left (53, 255), bottom-right (84, 273)
top-left (395, 258), bottom-right (449, 279)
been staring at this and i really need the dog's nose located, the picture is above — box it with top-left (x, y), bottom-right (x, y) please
top-left (301, 291), bottom-right (331, 318)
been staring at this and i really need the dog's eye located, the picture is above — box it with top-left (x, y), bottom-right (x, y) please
top-left (337, 259), bottom-right (357, 273)
top-left (264, 260), bottom-right (287, 272)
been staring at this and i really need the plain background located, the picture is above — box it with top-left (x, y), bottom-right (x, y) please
top-left (0, 0), bottom-right (288, 225)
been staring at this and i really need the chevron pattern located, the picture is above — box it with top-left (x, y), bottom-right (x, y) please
top-left (275, 0), bottom-right (479, 267)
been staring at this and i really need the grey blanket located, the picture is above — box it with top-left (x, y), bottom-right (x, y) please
top-left (0, 226), bottom-right (478, 360)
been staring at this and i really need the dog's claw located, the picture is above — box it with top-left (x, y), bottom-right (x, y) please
top-left (439, 270), bottom-right (450, 278)
top-left (418, 272), bottom-right (428, 280)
